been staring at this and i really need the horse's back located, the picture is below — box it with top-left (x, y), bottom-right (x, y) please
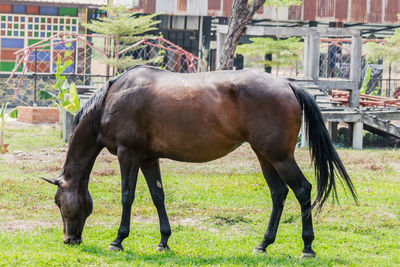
top-left (100, 67), bottom-right (302, 161)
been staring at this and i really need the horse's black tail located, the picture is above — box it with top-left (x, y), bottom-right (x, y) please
top-left (290, 83), bottom-right (357, 210)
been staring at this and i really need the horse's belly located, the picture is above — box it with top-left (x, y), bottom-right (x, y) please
top-left (149, 136), bottom-right (243, 163)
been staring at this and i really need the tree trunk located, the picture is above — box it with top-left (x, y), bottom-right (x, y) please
top-left (218, 0), bottom-right (265, 70)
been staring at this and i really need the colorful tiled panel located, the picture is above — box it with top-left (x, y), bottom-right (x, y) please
top-left (0, 5), bottom-right (79, 73)
top-left (0, 13), bottom-right (78, 38)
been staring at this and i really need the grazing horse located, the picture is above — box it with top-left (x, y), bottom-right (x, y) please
top-left (42, 65), bottom-right (356, 258)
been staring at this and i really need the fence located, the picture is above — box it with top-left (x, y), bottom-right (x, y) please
top-left (6, 33), bottom-right (201, 106)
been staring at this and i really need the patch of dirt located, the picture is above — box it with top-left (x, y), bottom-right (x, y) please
top-left (4, 147), bottom-right (67, 164)
top-left (0, 217), bottom-right (56, 232)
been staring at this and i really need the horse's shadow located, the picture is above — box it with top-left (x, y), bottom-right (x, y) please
top-left (79, 244), bottom-right (350, 266)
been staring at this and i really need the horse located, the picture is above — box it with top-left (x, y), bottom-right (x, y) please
top-left (41, 65), bottom-right (356, 258)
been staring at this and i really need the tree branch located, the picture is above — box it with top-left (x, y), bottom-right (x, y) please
top-left (218, 0), bottom-right (266, 70)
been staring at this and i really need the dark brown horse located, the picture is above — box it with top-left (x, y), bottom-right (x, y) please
top-left (42, 65), bottom-right (356, 258)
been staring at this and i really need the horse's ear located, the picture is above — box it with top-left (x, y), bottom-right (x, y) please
top-left (40, 176), bottom-right (60, 186)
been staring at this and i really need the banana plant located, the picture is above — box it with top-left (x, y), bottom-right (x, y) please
top-left (360, 65), bottom-right (371, 94)
top-left (0, 103), bottom-right (18, 154)
top-left (38, 55), bottom-right (80, 115)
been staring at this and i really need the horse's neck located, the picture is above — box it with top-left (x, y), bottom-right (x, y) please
top-left (63, 118), bottom-right (102, 183)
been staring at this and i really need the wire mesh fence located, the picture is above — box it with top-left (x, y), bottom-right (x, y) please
top-left (7, 34), bottom-right (201, 106)
top-left (319, 38), bottom-right (352, 79)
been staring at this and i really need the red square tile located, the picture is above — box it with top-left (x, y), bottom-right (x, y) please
top-left (26, 6), bottom-right (39, 14)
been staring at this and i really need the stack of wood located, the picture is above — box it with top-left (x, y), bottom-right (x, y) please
top-left (329, 90), bottom-right (400, 107)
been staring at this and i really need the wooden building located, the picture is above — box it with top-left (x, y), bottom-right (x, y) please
top-left (114, 0), bottom-right (400, 70)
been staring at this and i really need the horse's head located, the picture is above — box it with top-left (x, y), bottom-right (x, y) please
top-left (42, 176), bottom-right (93, 245)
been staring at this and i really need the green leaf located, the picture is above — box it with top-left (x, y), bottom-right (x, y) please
top-left (64, 83), bottom-right (80, 114)
top-left (70, 83), bottom-right (80, 111)
top-left (8, 108), bottom-right (18, 119)
top-left (61, 79), bottom-right (70, 92)
top-left (38, 90), bottom-right (56, 100)
top-left (63, 59), bottom-right (73, 68)
top-left (61, 98), bottom-right (70, 107)
top-left (360, 66), bottom-right (371, 94)
top-left (64, 50), bottom-right (72, 58)
top-left (0, 103), bottom-right (7, 119)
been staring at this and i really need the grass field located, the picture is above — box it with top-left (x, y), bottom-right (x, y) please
top-left (0, 122), bottom-right (399, 266)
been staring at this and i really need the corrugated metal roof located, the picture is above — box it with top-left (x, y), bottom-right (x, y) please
top-left (4, 0), bottom-right (107, 6)
top-left (351, 0), bottom-right (367, 22)
top-left (318, 0), bottom-right (334, 18)
top-left (120, 0), bottom-right (400, 25)
top-left (368, 0), bottom-right (382, 23)
top-left (304, 0), bottom-right (317, 21)
top-left (335, 0), bottom-right (348, 20)
top-left (385, 0), bottom-right (399, 23)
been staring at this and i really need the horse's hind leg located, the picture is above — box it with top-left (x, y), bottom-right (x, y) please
top-left (253, 152), bottom-right (289, 253)
top-left (140, 158), bottom-right (171, 252)
top-left (108, 148), bottom-right (142, 251)
top-left (272, 157), bottom-right (316, 258)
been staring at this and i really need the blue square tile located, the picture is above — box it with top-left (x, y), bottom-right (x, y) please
top-left (40, 32), bottom-right (45, 37)
top-left (8, 16), bottom-right (12, 21)
top-left (35, 17), bottom-right (39, 23)
top-left (60, 25), bottom-right (63, 31)
top-left (47, 25), bottom-right (51, 30)
top-left (28, 24), bottom-right (32, 30)
top-left (1, 23), bottom-right (5, 28)
top-left (72, 26), bottom-right (76, 31)
top-left (13, 31), bottom-right (18, 36)
top-left (20, 17), bottom-right (25, 22)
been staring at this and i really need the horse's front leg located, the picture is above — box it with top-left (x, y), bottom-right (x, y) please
top-left (108, 148), bottom-right (142, 251)
top-left (140, 158), bottom-right (171, 251)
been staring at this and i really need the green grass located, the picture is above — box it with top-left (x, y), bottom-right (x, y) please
top-left (0, 125), bottom-right (400, 266)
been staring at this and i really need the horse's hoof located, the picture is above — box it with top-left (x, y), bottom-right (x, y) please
top-left (253, 248), bottom-right (266, 254)
top-left (155, 244), bottom-right (170, 252)
top-left (108, 244), bottom-right (123, 251)
top-left (300, 252), bottom-right (316, 259)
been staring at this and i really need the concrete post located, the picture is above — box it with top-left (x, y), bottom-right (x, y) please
top-left (352, 121), bottom-right (363, 149)
top-left (216, 32), bottom-right (225, 70)
top-left (300, 112), bottom-right (309, 147)
top-left (62, 94), bottom-right (73, 143)
top-left (309, 32), bottom-right (320, 82)
top-left (349, 35), bottom-right (362, 107)
top-left (303, 36), bottom-right (310, 79)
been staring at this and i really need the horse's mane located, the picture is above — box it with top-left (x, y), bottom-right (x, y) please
top-left (72, 65), bottom-right (155, 131)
